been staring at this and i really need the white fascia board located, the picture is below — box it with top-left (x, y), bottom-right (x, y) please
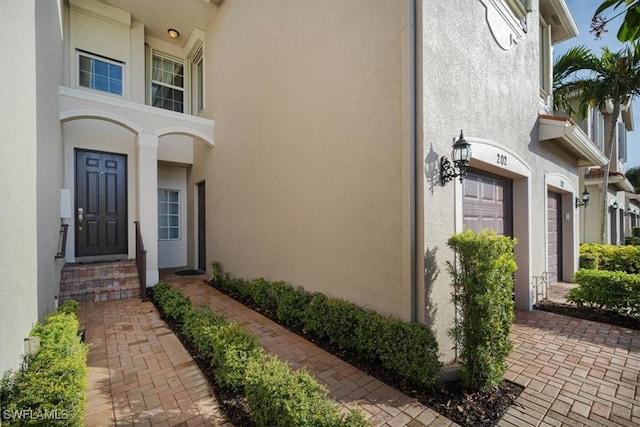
top-left (539, 117), bottom-right (608, 166)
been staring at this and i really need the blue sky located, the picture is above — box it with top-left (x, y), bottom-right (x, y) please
top-left (554, 0), bottom-right (640, 169)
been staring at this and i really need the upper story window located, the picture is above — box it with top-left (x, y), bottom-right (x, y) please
top-left (151, 53), bottom-right (185, 113)
top-left (78, 51), bottom-right (123, 96)
top-left (539, 17), bottom-right (551, 95)
top-left (193, 47), bottom-right (205, 114)
top-left (146, 41), bottom-right (204, 115)
top-left (618, 122), bottom-right (627, 162)
top-left (592, 108), bottom-right (605, 152)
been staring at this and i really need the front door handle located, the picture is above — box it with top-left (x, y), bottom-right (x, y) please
top-left (77, 208), bottom-right (84, 230)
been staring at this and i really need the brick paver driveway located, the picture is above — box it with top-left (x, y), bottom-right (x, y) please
top-left (499, 309), bottom-right (640, 426)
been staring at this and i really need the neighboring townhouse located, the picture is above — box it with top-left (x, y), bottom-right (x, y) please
top-left (0, 0), bottom-right (593, 372)
top-left (577, 103), bottom-right (636, 244)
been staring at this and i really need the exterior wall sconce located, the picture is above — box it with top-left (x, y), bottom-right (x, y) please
top-left (609, 201), bottom-right (619, 212)
top-left (575, 187), bottom-right (591, 208)
top-left (440, 130), bottom-right (472, 186)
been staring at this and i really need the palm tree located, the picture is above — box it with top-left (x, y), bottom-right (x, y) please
top-left (553, 42), bottom-right (640, 243)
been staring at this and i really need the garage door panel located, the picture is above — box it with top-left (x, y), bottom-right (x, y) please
top-left (463, 170), bottom-right (512, 236)
top-left (547, 191), bottom-right (562, 284)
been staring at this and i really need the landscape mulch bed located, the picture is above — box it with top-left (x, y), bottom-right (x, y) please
top-left (151, 283), bottom-right (640, 426)
top-left (534, 300), bottom-right (640, 330)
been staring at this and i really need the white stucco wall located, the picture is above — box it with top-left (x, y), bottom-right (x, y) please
top-left (189, 0), bottom-right (408, 318)
top-left (158, 165), bottom-right (188, 268)
top-left (419, 0), bottom-right (583, 361)
top-left (0, 0), bottom-right (64, 373)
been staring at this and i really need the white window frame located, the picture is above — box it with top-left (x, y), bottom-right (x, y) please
top-left (158, 189), bottom-right (180, 241)
top-left (539, 16), bottom-right (552, 97)
top-left (76, 50), bottom-right (124, 96)
top-left (192, 46), bottom-right (205, 114)
top-left (150, 52), bottom-right (186, 113)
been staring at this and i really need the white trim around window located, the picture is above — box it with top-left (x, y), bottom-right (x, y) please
top-left (158, 189), bottom-right (180, 240)
top-left (76, 50), bottom-right (124, 97)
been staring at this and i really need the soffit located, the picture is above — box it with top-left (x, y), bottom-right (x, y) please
top-left (538, 115), bottom-right (608, 167)
top-left (539, 0), bottom-right (578, 44)
top-left (98, 0), bottom-right (219, 48)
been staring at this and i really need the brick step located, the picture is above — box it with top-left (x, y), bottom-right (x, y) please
top-left (60, 260), bottom-right (140, 303)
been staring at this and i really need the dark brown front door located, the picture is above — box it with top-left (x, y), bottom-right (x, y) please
top-left (197, 181), bottom-right (206, 271)
top-left (462, 169), bottom-right (513, 236)
top-left (75, 149), bottom-right (128, 257)
top-left (547, 191), bottom-right (562, 284)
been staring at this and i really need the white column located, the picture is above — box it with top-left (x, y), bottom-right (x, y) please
top-left (137, 133), bottom-right (159, 286)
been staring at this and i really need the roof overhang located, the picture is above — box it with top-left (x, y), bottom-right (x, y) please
top-left (538, 115), bottom-right (608, 167)
top-left (539, 0), bottom-right (579, 44)
top-left (585, 175), bottom-right (635, 192)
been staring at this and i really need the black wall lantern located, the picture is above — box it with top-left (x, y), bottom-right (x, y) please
top-left (575, 187), bottom-right (591, 208)
top-left (609, 200), bottom-right (619, 212)
top-left (440, 130), bottom-right (472, 186)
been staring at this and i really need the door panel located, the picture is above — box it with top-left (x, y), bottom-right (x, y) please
top-left (462, 169), bottom-right (513, 237)
top-left (75, 149), bottom-right (128, 257)
top-left (547, 191), bottom-right (562, 284)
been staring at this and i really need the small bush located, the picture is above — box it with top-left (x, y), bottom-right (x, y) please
top-left (447, 230), bottom-right (517, 391)
top-left (152, 283), bottom-right (366, 425)
top-left (207, 262), bottom-right (442, 390)
top-left (1, 305), bottom-right (89, 426)
top-left (244, 355), bottom-right (368, 427)
top-left (153, 282), bottom-right (192, 325)
top-left (181, 307), bottom-right (227, 360)
top-left (633, 227), bottom-right (640, 238)
top-left (580, 243), bottom-right (640, 273)
top-left (569, 269), bottom-right (640, 314)
top-left (209, 323), bottom-right (265, 391)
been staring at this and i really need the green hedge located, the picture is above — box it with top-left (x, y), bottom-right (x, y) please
top-left (245, 355), bottom-right (367, 427)
top-left (569, 269), bottom-right (640, 315)
top-left (447, 230), bottom-right (517, 391)
top-left (209, 262), bottom-right (441, 389)
top-left (0, 300), bottom-right (88, 426)
top-left (579, 243), bottom-right (640, 273)
top-left (152, 282), bottom-right (367, 427)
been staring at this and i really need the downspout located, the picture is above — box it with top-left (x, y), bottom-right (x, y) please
top-left (407, 0), bottom-right (417, 321)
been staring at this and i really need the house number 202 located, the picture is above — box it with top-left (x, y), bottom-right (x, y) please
top-left (496, 154), bottom-right (507, 166)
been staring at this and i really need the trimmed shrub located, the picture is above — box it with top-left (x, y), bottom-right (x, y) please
top-left (273, 284), bottom-right (312, 327)
top-left (633, 227), bottom-right (640, 238)
top-left (207, 262), bottom-right (442, 390)
top-left (244, 355), bottom-right (368, 427)
top-left (209, 323), bottom-right (265, 391)
top-left (1, 302), bottom-right (88, 426)
top-left (152, 283), bottom-right (366, 425)
top-left (447, 230), bottom-right (517, 391)
top-left (580, 243), bottom-right (640, 273)
top-left (153, 281), bottom-right (192, 325)
top-left (569, 269), bottom-right (640, 314)
top-left (181, 307), bottom-right (227, 360)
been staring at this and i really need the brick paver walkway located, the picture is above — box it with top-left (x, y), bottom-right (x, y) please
top-left (499, 310), bottom-right (640, 427)
top-left (79, 298), bottom-right (231, 426)
top-left (169, 276), bottom-right (453, 426)
top-left (82, 273), bottom-right (640, 426)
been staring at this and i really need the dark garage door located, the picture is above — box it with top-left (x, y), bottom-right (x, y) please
top-left (547, 191), bottom-right (562, 284)
top-left (462, 169), bottom-right (513, 237)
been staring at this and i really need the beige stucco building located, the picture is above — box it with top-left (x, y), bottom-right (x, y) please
top-left (1, 0), bottom-right (626, 373)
